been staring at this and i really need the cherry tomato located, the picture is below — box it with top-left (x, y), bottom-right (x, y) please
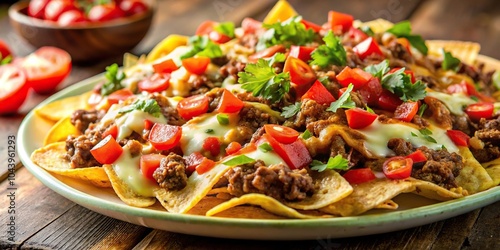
top-left (181, 56), bottom-right (210, 75)
top-left (449, 80), bottom-right (496, 103)
top-left (328, 11), bottom-right (353, 32)
top-left (148, 123), bottom-right (182, 151)
top-left (185, 152), bottom-right (205, 175)
top-left (358, 77), bottom-right (383, 106)
top-left (284, 56), bottom-right (316, 86)
top-left (140, 154), bottom-right (166, 182)
top-left (336, 66), bottom-right (373, 89)
top-left (119, 0), bottom-right (148, 16)
top-left (19, 47), bottom-right (71, 94)
top-left (0, 65), bottom-right (29, 115)
top-left (383, 156), bottom-right (413, 179)
top-left (28, 0), bottom-right (50, 19)
top-left (394, 101), bottom-right (419, 122)
top-left (107, 88), bottom-right (134, 104)
top-left (446, 130), bottom-right (470, 147)
top-left (203, 137), bottom-right (221, 156)
top-left (225, 142), bottom-right (242, 155)
top-left (342, 168), bottom-right (376, 184)
top-left (196, 157), bottom-right (217, 175)
top-left (0, 39), bottom-right (12, 60)
top-left (88, 4), bottom-right (125, 22)
top-left (262, 134), bottom-right (312, 169)
top-left (176, 94), bottom-right (209, 120)
top-left (377, 89), bottom-right (403, 112)
top-left (301, 80), bottom-right (336, 105)
top-left (264, 124), bottom-right (299, 144)
top-left (241, 17), bottom-right (262, 34)
top-left (44, 0), bottom-right (77, 22)
top-left (345, 108), bottom-right (378, 129)
top-left (406, 149), bottom-right (427, 164)
top-left (465, 102), bottom-right (494, 121)
top-left (353, 37), bottom-right (384, 60)
top-left (57, 10), bottom-right (86, 26)
top-left (248, 45), bottom-right (286, 62)
top-left (217, 89), bottom-right (244, 113)
top-left (90, 135), bottom-right (123, 164)
top-left (102, 124), bottom-right (118, 139)
top-left (152, 59), bottom-right (178, 74)
top-left (301, 19), bottom-right (322, 33)
top-left (346, 27), bottom-right (368, 43)
top-left (144, 119), bottom-right (154, 130)
top-left (138, 73), bottom-right (170, 93)
top-left (288, 45), bottom-right (315, 62)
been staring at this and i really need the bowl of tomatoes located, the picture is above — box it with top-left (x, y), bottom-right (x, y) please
top-left (8, 0), bottom-right (155, 62)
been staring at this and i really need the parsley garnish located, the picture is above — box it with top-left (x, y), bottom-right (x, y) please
top-left (327, 84), bottom-right (355, 112)
top-left (101, 63), bottom-right (125, 96)
top-left (281, 102), bottom-right (301, 118)
top-left (205, 129), bottom-right (214, 134)
top-left (258, 143), bottom-right (273, 152)
top-left (381, 68), bottom-right (427, 102)
top-left (214, 22), bottom-right (235, 38)
top-left (417, 103), bottom-right (427, 117)
top-left (413, 128), bottom-right (437, 143)
top-left (364, 60), bottom-right (390, 80)
top-left (387, 21), bottom-right (428, 55)
top-left (256, 16), bottom-right (316, 51)
top-left (238, 53), bottom-right (290, 103)
top-left (181, 36), bottom-right (223, 59)
top-left (311, 155), bottom-right (349, 172)
top-left (441, 49), bottom-right (461, 71)
top-left (119, 99), bottom-right (162, 117)
top-left (310, 31), bottom-right (347, 68)
top-left (217, 114), bottom-right (230, 125)
top-left (223, 155), bottom-right (255, 166)
top-left (301, 129), bottom-right (312, 140)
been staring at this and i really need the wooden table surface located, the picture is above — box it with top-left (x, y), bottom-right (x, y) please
top-left (1, 0), bottom-right (499, 249)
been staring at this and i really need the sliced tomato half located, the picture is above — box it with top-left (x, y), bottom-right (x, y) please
top-left (465, 102), bottom-right (494, 121)
top-left (182, 56), bottom-right (210, 75)
top-left (0, 65), bottom-right (29, 115)
top-left (264, 124), bottom-right (299, 144)
top-left (148, 123), bottom-right (182, 151)
top-left (383, 156), bottom-right (413, 179)
top-left (284, 56), bottom-right (316, 86)
top-left (176, 94), bottom-right (209, 120)
top-left (138, 73), bottom-right (170, 93)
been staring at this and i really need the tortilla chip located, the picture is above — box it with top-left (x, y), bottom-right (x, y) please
top-left (35, 91), bottom-right (92, 122)
top-left (188, 196), bottom-right (287, 219)
top-left (103, 165), bottom-right (156, 207)
top-left (285, 170), bottom-right (352, 210)
top-left (410, 178), bottom-right (465, 201)
top-left (455, 147), bottom-right (495, 194)
top-left (206, 194), bottom-right (319, 219)
top-left (43, 116), bottom-right (80, 146)
top-left (320, 179), bottom-right (415, 216)
top-left (357, 18), bottom-right (394, 33)
top-left (426, 40), bottom-right (480, 65)
top-left (482, 158), bottom-right (500, 186)
top-left (375, 199), bottom-right (398, 210)
top-left (31, 142), bottom-right (110, 188)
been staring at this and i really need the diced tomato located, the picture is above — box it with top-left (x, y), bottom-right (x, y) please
top-left (195, 20), bottom-right (217, 35)
top-left (346, 26), bottom-right (368, 42)
top-left (383, 156), bottom-right (413, 179)
top-left (148, 123), bottom-right (182, 151)
top-left (88, 4), bottom-right (125, 22)
top-left (301, 19), bottom-right (322, 33)
top-left (284, 56), bottom-right (316, 92)
top-left (140, 154), bottom-right (166, 182)
top-left (465, 102), bottom-right (494, 121)
top-left (217, 89), bottom-right (244, 113)
top-left (394, 101), bottom-right (419, 122)
top-left (225, 142), bottom-right (242, 155)
top-left (138, 73), bottom-right (170, 93)
top-left (44, 0), bottom-right (77, 21)
top-left (107, 88), bottom-right (134, 104)
top-left (345, 108), bottom-right (378, 129)
top-left (28, 0), bottom-right (50, 19)
top-left (176, 94), bottom-right (209, 120)
top-left (203, 137), bottom-right (221, 156)
top-left (336, 67), bottom-right (373, 89)
top-left (185, 152), bottom-right (205, 175)
top-left (389, 68), bottom-right (416, 83)
top-left (353, 37), bottom-right (384, 60)
top-left (102, 124), bottom-right (118, 139)
top-left (264, 124), bottom-right (300, 144)
top-left (196, 157), bottom-right (217, 175)
top-left (406, 150), bottom-right (427, 164)
top-left (397, 37), bottom-right (412, 56)
top-left (288, 45), bottom-right (315, 62)
top-left (377, 89), bottom-right (403, 112)
top-left (0, 39), bottom-right (12, 59)
top-left (90, 135), bottom-right (123, 164)
top-left (454, 80), bottom-right (496, 103)
top-left (446, 130), bottom-right (470, 147)
top-left (358, 77), bottom-right (383, 106)
top-left (208, 30), bottom-right (232, 44)
top-left (263, 134), bottom-right (312, 169)
top-left (144, 119), bottom-right (154, 130)
top-left (152, 59), bottom-right (178, 74)
top-left (328, 11), bottom-right (353, 33)
top-left (182, 56), bottom-right (210, 75)
top-left (0, 65), bottom-right (29, 115)
top-left (233, 143), bottom-right (257, 155)
top-left (342, 168), bottom-right (376, 184)
top-left (301, 80), bottom-right (336, 105)
top-left (248, 45), bottom-right (286, 62)
top-left (241, 17), bottom-right (262, 34)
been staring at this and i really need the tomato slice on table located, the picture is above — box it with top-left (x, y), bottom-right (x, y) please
top-left (383, 156), bottom-right (413, 179)
top-left (138, 73), bottom-right (170, 93)
top-left (328, 11), bottom-right (353, 32)
top-left (0, 65), bottom-right (29, 115)
top-left (394, 101), bottom-right (419, 122)
top-left (465, 102), bottom-right (494, 121)
top-left (217, 89), bottom-right (244, 113)
top-left (107, 88), bottom-right (134, 104)
top-left (262, 134), bottom-right (312, 169)
top-left (140, 154), bottom-right (167, 182)
top-left (301, 80), bottom-right (336, 105)
top-left (90, 135), bottom-right (123, 164)
top-left (406, 149), bottom-right (427, 164)
top-left (345, 108), bottom-right (378, 129)
top-left (176, 94), bottom-right (209, 120)
top-left (153, 59), bottom-right (178, 74)
top-left (182, 56), bottom-right (210, 75)
top-left (148, 123), bottom-right (182, 151)
top-left (446, 130), bottom-right (470, 147)
top-left (203, 137), bottom-right (221, 156)
top-left (264, 124), bottom-right (299, 144)
top-left (342, 168), bottom-right (376, 184)
top-left (284, 56), bottom-right (316, 86)
top-left (353, 37), bottom-right (384, 60)
top-left (336, 66), bottom-right (373, 89)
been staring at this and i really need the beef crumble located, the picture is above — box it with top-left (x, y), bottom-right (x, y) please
top-left (153, 153), bottom-right (188, 190)
top-left (65, 126), bottom-right (103, 168)
top-left (70, 109), bottom-right (105, 133)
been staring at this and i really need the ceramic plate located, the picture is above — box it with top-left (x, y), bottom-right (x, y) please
top-left (17, 57), bottom-right (500, 240)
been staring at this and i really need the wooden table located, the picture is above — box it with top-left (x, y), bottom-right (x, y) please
top-left (1, 0), bottom-right (499, 249)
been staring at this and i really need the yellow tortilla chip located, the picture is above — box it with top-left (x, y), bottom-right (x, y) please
top-left (410, 178), bottom-right (465, 201)
top-left (426, 40), bottom-right (480, 65)
top-left (35, 91), bottom-right (92, 122)
top-left (103, 165), bottom-right (156, 208)
top-left (188, 196), bottom-right (287, 219)
top-left (375, 200), bottom-right (398, 210)
top-left (482, 158), bottom-right (500, 186)
top-left (357, 18), bottom-right (394, 33)
top-left (455, 147), bottom-right (495, 194)
top-left (31, 142), bottom-right (110, 188)
top-left (43, 116), bottom-right (80, 146)
top-left (146, 35), bottom-right (188, 62)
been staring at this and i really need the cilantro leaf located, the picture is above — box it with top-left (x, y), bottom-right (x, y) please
top-left (417, 103), bottom-right (428, 117)
top-left (441, 49), bottom-right (461, 71)
top-left (327, 84), bottom-right (355, 112)
top-left (364, 60), bottom-right (390, 80)
top-left (101, 63), bottom-right (126, 96)
top-left (214, 22), bottom-right (235, 38)
top-left (281, 102), bottom-right (301, 118)
top-left (381, 68), bottom-right (427, 101)
top-left (418, 128), bottom-right (437, 143)
top-left (181, 36), bottom-right (223, 59)
top-left (387, 21), bottom-right (428, 55)
top-left (310, 31), bottom-right (347, 68)
top-left (238, 53), bottom-right (290, 103)
top-left (259, 143), bottom-right (273, 152)
top-left (223, 155), bottom-right (255, 166)
top-left (119, 99), bottom-right (162, 117)
top-left (311, 155), bottom-right (349, 172)
top-left (256, 16), bottom-right (316, 50)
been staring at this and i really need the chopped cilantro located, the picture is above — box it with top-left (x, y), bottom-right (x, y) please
top-left (258, 143), bottom-right (273, 152)
top-left (386, 21), bottom-right (428, 55)
top-left (441, 49), bottom-right (461, 71)
top-left (214, 22), bottom-right (235, 38)
top-left (364, 60), bottom-right (390, 80)
top-left (217, 114), bottom-right (230, 125)
top-left (301, 129), bottom-right (312, 140)
top-left (205, 129), bottom-right (214, 134)
top-left (101, 63), bottom-right (125, 96)
top-left (223, 155), bottom-right (255, 166)
top-left (256, 16), bottom-right (316, 50)
top-left (311, 155), bottom-right (349, 172)
top-left (381, 68), bottom-right (427, 102)
top-left (417, 103), bottom-right (428, 117)
top-left (281, 102), bottom-right (301, 118)
top-left (327, 84), bottom-right (355, 112)
top-left (418, 128), bottom-right (437, 143)
top-left (310, 31), bottom-right (347, 68)
top-left (119, 99), bottom-right (162, 117)
top-left (181, 36), bottom-right (223, 59)
top-left (238, 53), bottom-right (290, 103)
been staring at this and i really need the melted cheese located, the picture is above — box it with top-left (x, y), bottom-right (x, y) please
top-left (426, 91), bottom-right (475, 115)
top-left (113, 147), bottom-right (156, 197)
top-left (358, 120), bottom-right (458, 157)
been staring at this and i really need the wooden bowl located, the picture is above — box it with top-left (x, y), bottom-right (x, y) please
top-left (8, 1), bottom-right (155, 62)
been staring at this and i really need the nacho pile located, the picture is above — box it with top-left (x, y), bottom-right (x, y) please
top-left (31, 0), bottom-right (500, 219)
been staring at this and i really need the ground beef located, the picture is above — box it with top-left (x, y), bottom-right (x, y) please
top-left (470, 147), bottom-right (500, 163)
top-left (387, 138), bottom-right (414, 156)
top-left (126, 140), bottom-right (143, 158)
top-left (70, 109), bottom-right (104, 133)
top-left (288, 99), bottom-right (330, 130)
top-left (205, 88), bottom-right (224, 112)
top-left (458, 63), bottom-right (495, 95)
top-left (452, 114), bottom-right (472, 135)
top-left (219, 59), bottom-right (246, 80)
top-left (190, 75), bottom-right (218, 95)
top-left (238, 104), bottom-right (280, 130)
top-left (423, 96), bottom-right (453, 129)
top-left (470, 116), bottom-right (500, 162)
top-left (387, 42), bottom-right (413, 64)
top-left (225, 160), bottom-right (315, 201)
top-left (150, 94), bottom-right (185, 126)
top-left (153, 153), bottom-right (188, 190)
top-left (65, 128), bottom-right (103, 168)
